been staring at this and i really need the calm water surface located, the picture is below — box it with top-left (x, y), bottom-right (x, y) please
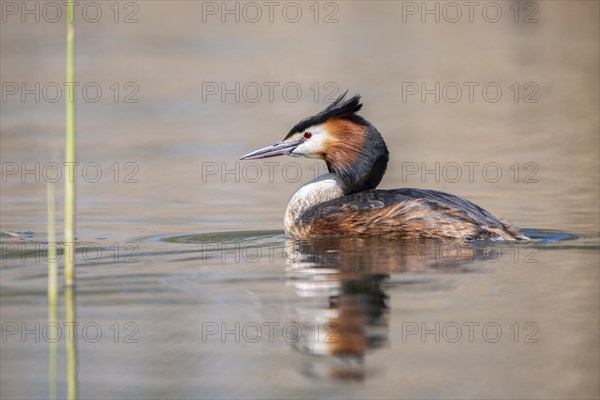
top-left (1, 1), bottom-right (599, 399)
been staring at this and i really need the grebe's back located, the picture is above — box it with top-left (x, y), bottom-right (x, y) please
top-left (288, 187), bottom-right (527, 240)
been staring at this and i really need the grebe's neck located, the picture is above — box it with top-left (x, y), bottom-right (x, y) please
top-left (327, 151), bottom-right (388, 195)
top-left (322, 120), bottom-right (389, 195)
top-left (284, 173), bottom-right (344, 235)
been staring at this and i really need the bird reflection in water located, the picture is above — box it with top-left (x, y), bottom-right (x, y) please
top-left (284, 237), bottom-right (498, 381)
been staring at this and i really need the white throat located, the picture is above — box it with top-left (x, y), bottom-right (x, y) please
top-left (284, 173), bottom-right (344, 235)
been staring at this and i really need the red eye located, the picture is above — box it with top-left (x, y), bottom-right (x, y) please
top-left (304, 132), bottom-right (312, 139)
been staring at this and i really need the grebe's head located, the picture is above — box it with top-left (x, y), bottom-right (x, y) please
top-left (240, 92), bottom-right (389, 193)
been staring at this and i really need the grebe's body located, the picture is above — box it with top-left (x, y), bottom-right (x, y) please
top-left (241, 93), bottom-right (527, 240)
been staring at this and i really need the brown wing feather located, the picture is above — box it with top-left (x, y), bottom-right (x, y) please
top-left (290, 189), bottom-right (526, 240)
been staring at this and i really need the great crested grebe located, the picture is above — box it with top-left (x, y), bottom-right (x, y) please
top-left (240, 93), bottom-right (527, 240)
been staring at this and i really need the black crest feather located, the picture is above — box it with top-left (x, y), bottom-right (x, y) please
top-left (285, 92), bottom-right (364, 139)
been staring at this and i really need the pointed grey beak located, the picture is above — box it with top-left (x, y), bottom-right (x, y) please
top-left (240, 138), bottom-right (303, 160)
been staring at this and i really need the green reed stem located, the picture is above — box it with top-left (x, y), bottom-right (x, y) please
top-left (64, 0), bottom-right (76, 286)
top-left (64, 2), bottom-right (78, 396)
top-left (48, 299), bottom-right (58, 400)
top-left (65, 286), bottom-right (78, 399)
